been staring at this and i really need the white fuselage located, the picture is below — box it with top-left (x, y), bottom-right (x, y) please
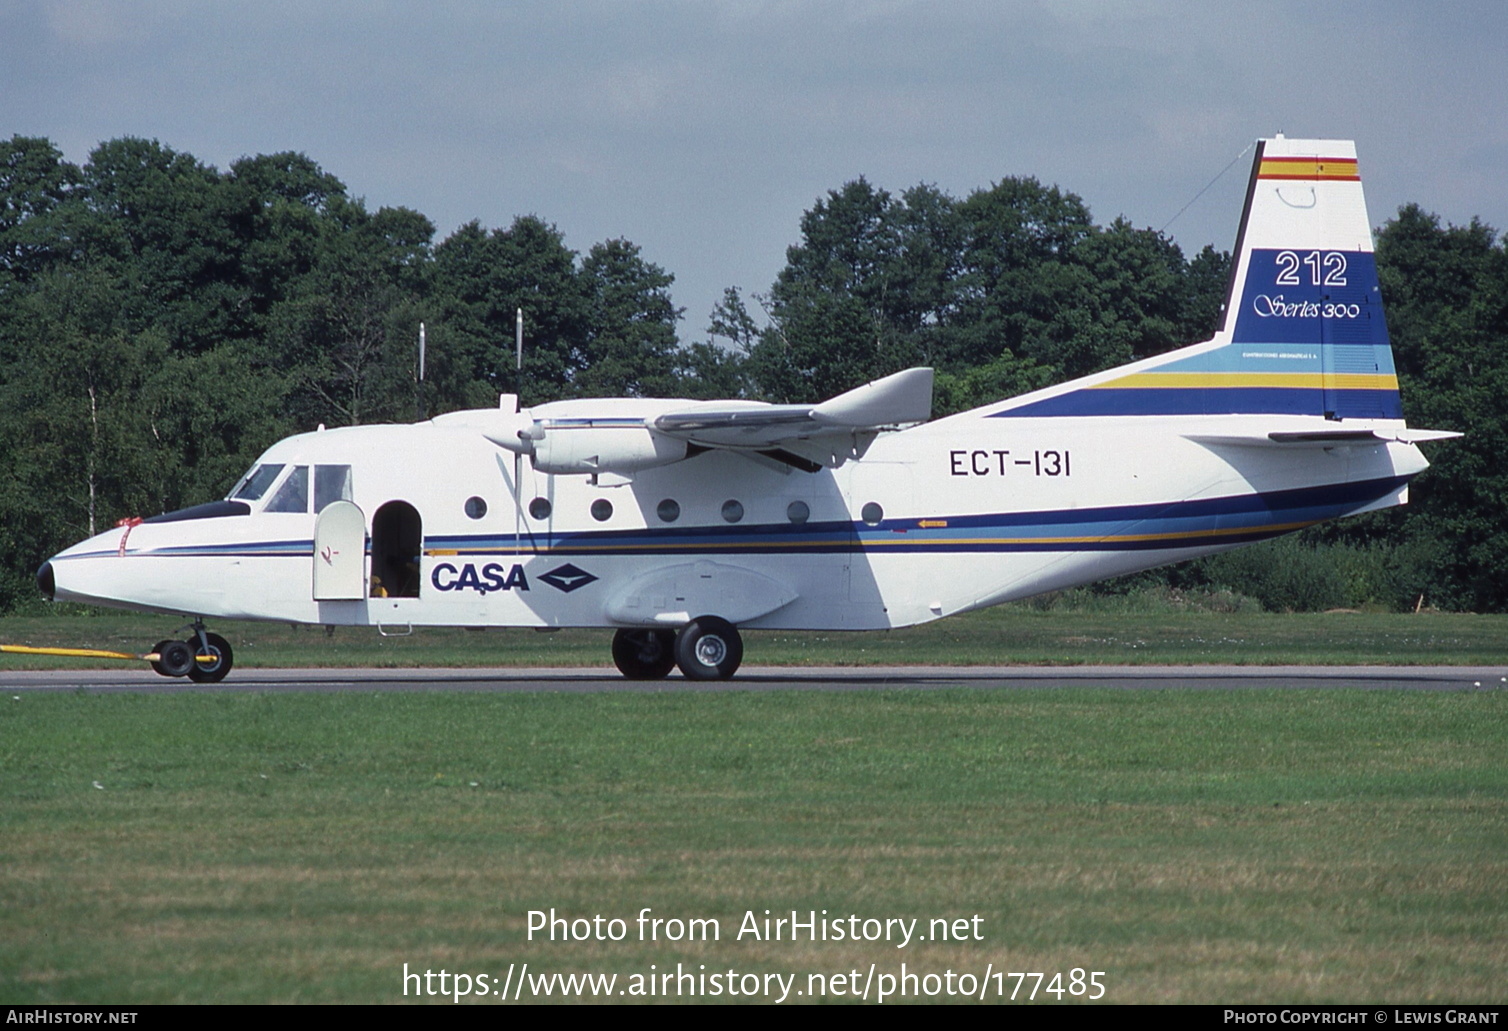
top-left (45, 402), bottom-right (1428, 632)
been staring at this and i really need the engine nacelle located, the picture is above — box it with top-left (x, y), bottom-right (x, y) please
top-left (530, 425), bottom-right (689, 475)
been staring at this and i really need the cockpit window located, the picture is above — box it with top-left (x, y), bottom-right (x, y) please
top-left (232, 464), bottom-right (285, 502)
top-left (265, 466), bottom-right (310, 513)
top-left (314, 465), bottom-right (353, 513)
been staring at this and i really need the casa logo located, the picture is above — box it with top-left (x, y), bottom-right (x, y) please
top-left (431, 561), bottom-right (529, 595)
top-left (538, 563), bottom-right (599, 594)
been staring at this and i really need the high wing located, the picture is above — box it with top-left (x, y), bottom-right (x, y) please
top-left (483, 366), bottom-right (934, 475)
top-left (651, 366), bottom-right (934, 468)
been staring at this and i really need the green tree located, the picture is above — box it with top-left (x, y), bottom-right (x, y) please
top-left (1374, 205), bottom-right (1508, 610)
top-left (1182, 244), bottom-right (1232, 341)
top-left (749, 178), bottom-right (912, 401)
top-left (677, 286), bottom-right (762, 400)
top-left (951, 176), bottom-right (1097, 375)
top-left (431, 217), bottom-right (690, 405)
top-left (80, 138), bottom-right (247, 350)
top-left (748, 173), bottom-right (1223, 405)
top-left (432, 215), bottom-right (591, 406)
top-left (0, 135), bottom-right (84, 285)
top-left (576, 238), bottom-right (682, 397)
top-left (226, 151), bottom-right (349, 341)
top-left (272, 197), bottom-right (436, 426)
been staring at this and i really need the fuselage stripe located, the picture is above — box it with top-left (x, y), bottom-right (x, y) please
top-left (64, 475), bottom-right (1408, 561)
top-left (1090, 373), bottom-right (1398, 390)
top-left (988, 386), bottom-right (1403, 418)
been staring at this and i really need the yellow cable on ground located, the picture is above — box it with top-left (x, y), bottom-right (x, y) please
top-left (1, 644), bottom-right (157, 661)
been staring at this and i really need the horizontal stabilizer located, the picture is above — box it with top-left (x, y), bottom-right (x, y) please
top-left (1382, 428), bottom-right (1464, 444)
top-left (1187, 427), bottom-right (1462, 449)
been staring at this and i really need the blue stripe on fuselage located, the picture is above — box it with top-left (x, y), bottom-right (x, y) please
top-left (61, 475), bottom-right (1411, 562)
top-left (427, 474), bottom-right (1411, 556)
top-left (986, 386), bottom-right (1402, 418)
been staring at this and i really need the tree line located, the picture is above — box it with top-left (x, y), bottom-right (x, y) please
top-left (1, 135), bottom-right (1503, 612)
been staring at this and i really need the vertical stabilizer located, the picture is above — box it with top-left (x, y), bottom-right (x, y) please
top-left (989, 136), bottom-right (1402, 421)
top-left (1218, 137), bottom-right (1401, 420)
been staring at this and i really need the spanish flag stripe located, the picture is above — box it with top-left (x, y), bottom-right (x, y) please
top-left (1257, 157), bottom-right (1360, 181)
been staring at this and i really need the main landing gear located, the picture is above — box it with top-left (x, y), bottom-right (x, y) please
top-left (149, 622), bottom-right (234, 683)
top-left (611, 616), bottom-right (743, 681)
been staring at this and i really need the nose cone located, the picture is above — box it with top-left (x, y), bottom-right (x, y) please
top-left (36, 561), bottom-right (56, 601)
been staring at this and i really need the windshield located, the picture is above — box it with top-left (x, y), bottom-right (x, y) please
top-left (231, 464), bottom-right (285, 502)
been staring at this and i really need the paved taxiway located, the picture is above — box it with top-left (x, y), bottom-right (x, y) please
top-left (2, 665), bottom-right (1504, 693)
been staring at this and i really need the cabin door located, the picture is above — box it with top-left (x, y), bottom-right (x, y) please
top-left (370, 501), bottom-right (423, 598)
top-left (313, 500), bottom-right (367, 600)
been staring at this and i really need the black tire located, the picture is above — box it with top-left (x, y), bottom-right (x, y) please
top-left (155, 639), bottom-right (196, 678)
top-left (612, 628), bottom-right (677, 679)
top-left (674, 616), bottom-right (743, 680)
top-left (149, 640), bottom-right (177, 677)
top-left (186, 632), bottom-right (234, 683)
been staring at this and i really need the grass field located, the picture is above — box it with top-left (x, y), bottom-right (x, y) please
top-left (2, 687), bottom-right (1505, 1004)
top-left (4, 605), bottom-right (1508, 670)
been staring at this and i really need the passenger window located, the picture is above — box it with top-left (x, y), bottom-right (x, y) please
top-left (232, 464), bottom-right (284, 501)
top-left (314, 465), bottom-right (353, 513)
top-left (265, 466), bottom-right (310, 513)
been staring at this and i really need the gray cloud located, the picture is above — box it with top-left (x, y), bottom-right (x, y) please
top-left (3, 0), bottom-right (1503, 337)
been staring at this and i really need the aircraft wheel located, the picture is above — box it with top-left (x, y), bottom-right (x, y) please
top-left (186, 632), bottom-right (234, 683)
top-left (149, 640), bottom-right (177, 677)
top-left (612, 628), bottom-right (677, 679)
top-left (674, 616), bottom-right (743, 681)
top-left (154, 640), bottom-right (197, 678)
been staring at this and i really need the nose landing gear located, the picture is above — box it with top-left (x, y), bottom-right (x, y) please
top-left (611, 615), bottom-right (743, 681)
top-left (148, 622), bottom-right (234, 682)
top-left (150, 639), bottom-right (196, 677)
top-left (186, 631), bottom-right (234, 683)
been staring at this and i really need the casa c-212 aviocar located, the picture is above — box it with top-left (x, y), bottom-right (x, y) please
top-left (33, 136), bottom-right (1457, 683)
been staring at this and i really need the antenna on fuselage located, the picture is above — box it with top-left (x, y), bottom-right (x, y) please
top-left (515, 308), bottom-right (524, 404)
top-left (514, 308), bottom-right (525, 554)
top-left (415, 321), bottom-right (427, 421)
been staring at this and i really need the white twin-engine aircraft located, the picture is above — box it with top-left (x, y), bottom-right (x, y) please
top-left (36, 137), bottom-right (1457, 682)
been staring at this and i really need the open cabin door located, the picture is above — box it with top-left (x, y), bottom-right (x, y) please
top-left (313, 500), bottom-right (367, 600)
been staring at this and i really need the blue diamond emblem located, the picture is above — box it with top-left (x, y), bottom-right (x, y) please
top-left (539, 563), bottom-right (598, 593)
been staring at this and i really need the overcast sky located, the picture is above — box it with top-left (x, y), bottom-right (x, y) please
top-left (4, 0), bottom-right (1505, 338)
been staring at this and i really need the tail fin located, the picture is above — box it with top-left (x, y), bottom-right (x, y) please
top-left (989, 136), bottom-right (1403, 421)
